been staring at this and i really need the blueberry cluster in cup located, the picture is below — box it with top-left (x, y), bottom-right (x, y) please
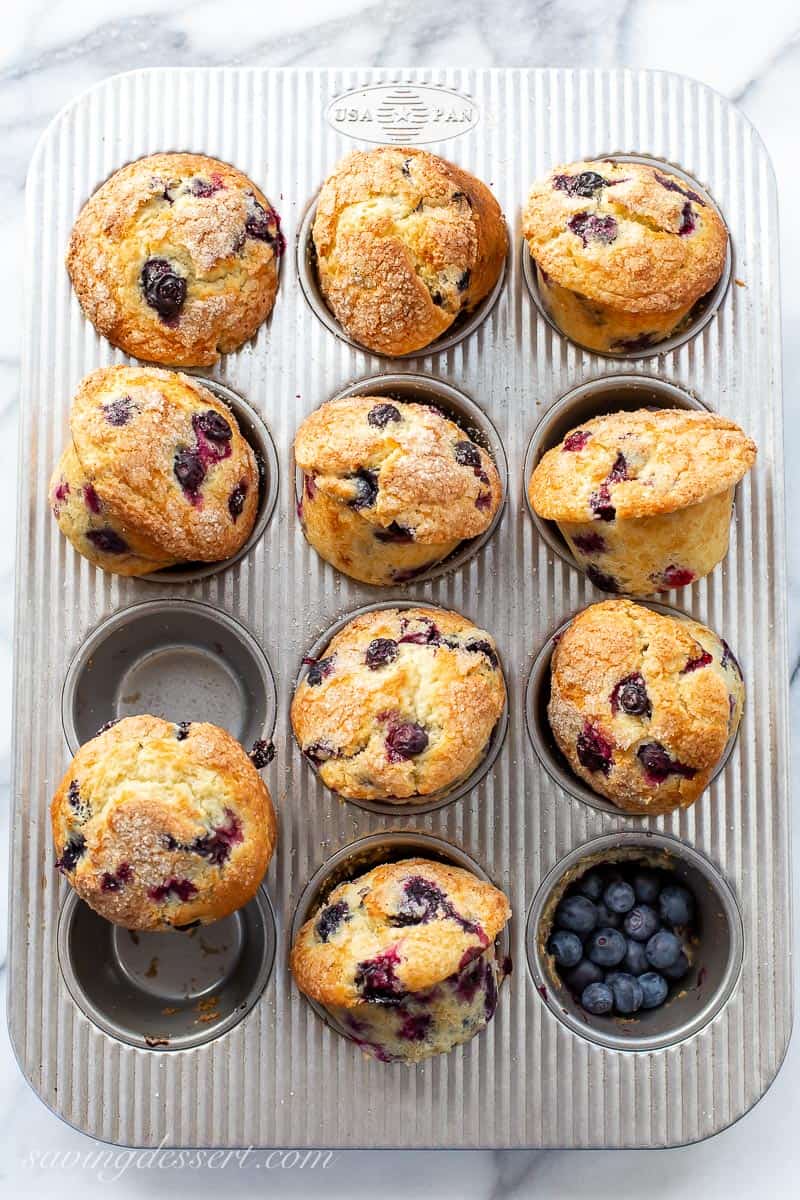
top-left (547, 861), bottom-right (696, 1017)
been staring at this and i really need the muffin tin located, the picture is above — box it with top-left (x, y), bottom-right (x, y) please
top-left (9, 67), bottom-right (790, 1149)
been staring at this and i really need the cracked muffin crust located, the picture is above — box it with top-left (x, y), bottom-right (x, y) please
top-left (522, 159), bottom-right (728, 353)
top-left (290, 857), bottom-right (511, 1063)
top-left (51, 715), bottom-right (277, 930)
top-left (50, 366), bottom-right (260, 576)
top-left (528, 408), bottom-right (756, 595)
top-left (67, 152), bottom-right (283, 366)
top-left (294, 394), bottom-right (502, 585)
top-left (291, 606), bottom-right (506, 803)
top-left (311, 147), bottom-right (507, 355)
top-left (548, 599), bottom-right (744, 815)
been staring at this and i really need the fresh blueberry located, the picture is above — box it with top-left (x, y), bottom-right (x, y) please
top-left (386, 722), bottom-right (429, 761)
top-left (547, 930), bottom-right (583, 968)
top-left (174, 448), bottom-right (206, 495)
top-left (228, 481), bottom-right (247, 520)
top-left (454, 441), bottom-right (482, 469)
top-left (608, 972), bottom-right (643, 1014)
top-left (603, 880), bottom-right (636, 914)
top-left (578, 870), bottom-right (605, 901)
top-left (581, 981), bottom-right (614, 1015)
top-left (658, 885), bottom-right (695, 927)
top-left (564, 959), bottom-right (604, 993)
top-left (86, 528), bottom-right (128, 554)
top-left (660, 951), bottom-right (690, 981)
top-left (306, 656), bottom-right (335, 686)
top-left (594, 902), bottom-right (621, 929)
top-left (140, 258), bottom-right (186, 321)
top-left (623, 938), bottom-right (649, 976)
top-left (366, 638), bottom-right (398, 669)
top-left (576, 721), bottom-right (613, 775)
top-left (195, 410), bottom-right (232, 442)
top-left (611, 673), bottom-right (651, 718)
top-left (633, 870), bottom-right (662, 905)
top-left (315, 900), bottom-right (350, 942)
top-left (645, 930), bottom-right (683, 970)
top-left (350, 469), bottom-right (378, 509)
top-left (367, 403), bottom-right (401, 428)
top-left (554, 895), bottom-right (598, 936)
top-left (624, 904), bottom-right (660, 942)
top-left (587, 928), bottom-right (627, 968)
top-left (639, 972), bottom-right (669, 1009)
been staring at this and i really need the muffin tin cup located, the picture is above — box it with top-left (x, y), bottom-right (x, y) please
top-left (523, 373), bottom-right (711, 577)
top-left (295, 373), bottom-right (507, 587)
top-left (145, 378), bottom-right (279, 584)
top-left (290, 831), bottom-right (512, 1050)
top-left (526, 831), bottom-right (744, 1052)
top-left (525, 600), bottom-right (743, 818)
top-left (521, 152), bottom-right (733, 360)
top-left (294, 598), bottom-right (509, 816)
top-left (57, 884), bottom-right (277, 1051)
top-left (296, 193), bottom-right (508, 359)
top-left (61, 598), bottom-right (277, 755)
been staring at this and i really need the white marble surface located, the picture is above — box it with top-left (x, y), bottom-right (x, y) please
top-left (1, 1), bottom-right (799, 1196)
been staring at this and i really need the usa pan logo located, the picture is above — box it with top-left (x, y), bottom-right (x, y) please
top-left (326, 83), bottom-right (480, 144)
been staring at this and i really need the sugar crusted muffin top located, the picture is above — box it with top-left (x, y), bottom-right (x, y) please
top-left (548, 599), bottom-right (744, 815)
top-left (294, 395), bottom-right (502, 543)
top-left (67, 152), bottom-right (283, 366)
top-left (312, 146), bottom-right (507, 355)
top-left (62, 365), bottom-right (259, 564)
top-left (529, 408), bottom-right (756, 523)
top-left (51, 715), bottom-right (277, 930)
top-left (290, 857), bottom-right (511, 1008)
top-left (522, 160), bottom-right (727, 312)
top-left (291, 607), bottom-right (506, 801)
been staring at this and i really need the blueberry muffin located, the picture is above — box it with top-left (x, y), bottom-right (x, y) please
top-left (67, 152), bottom-right (283, 366)
top-left (528, 408), bottom-right (756, 595)
top-left (294, 395), bottom-right (502, 585)
top-left (51, 715), bottom-right (277, 930)
top-left (291, 607), bottom-right (506, 803)
top-left (50, 366), bottom-right (260, 576)
top-left (522, 159), bottom-right (728, 353)
top-left (312, 147), bottom-right (507, 355)
top-left (548, 599), bottom-right (744, 815)
top-left (290, 858), bottom-right (511, 1063)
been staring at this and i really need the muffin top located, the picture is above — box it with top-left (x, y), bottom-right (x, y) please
top-left (290, 858), bottom-right (511, 1008)
top-left (548, 599), bottom-right (744, 814)
top-left (67, 152), bottom-right (282, 366)
top-left (522, 160), bottom-right (727, 312)
top-left (294, 395), bottom-right (502, 543)
top-left (51, 715), bottom-right (277, 930)
top-left (312, 147), bottom-right (507, 355)
top-left (62, 365), bottom-right (259, 564)
top-left (529, 408), bottom-right (756, 523)
top-left (291, 606), bottom-right (506, 801)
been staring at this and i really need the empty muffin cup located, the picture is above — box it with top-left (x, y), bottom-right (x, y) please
top-left (57, 884), bottom-right (276, 1050)
top-left (297, 195), bottom-right (508, 359)
top-left (525, 601), bottom-right (742, 817)
top-left (291, 831), bottom-right (512, 1055)
top-left (526, 831), bottom-right (743, 1051)
top-left (522, 153), bottom-right (732, 358)
top-left (296, 374), bottom-right (507, 586)
top-left (523, 374), bottom-right (751, 596)
top-left (295, 599), bottom-right (508, 817)
top-left (144, 378), bottom-right (278, 583)
top-left (61, 598), bottom-right (277, 755)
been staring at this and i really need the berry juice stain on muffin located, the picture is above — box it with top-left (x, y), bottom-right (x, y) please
top-left (291, 606), bottom-right (506, 804)
top-left (49, 365), bottom-right (260, 577)
top-left (290, 858), bottom-right (511, 1063)
top-left (547, 599), bottom-right (745, 815)
top-left (66, 152), bottom-right (282, 366)
top-left (522, 158), bottom-right (728, 353)
top-left (528, 407), bottom-right (756, 596)
top-left (311, 146), bottom-right (507, 355)
top-left (294, 394), bottom-right (503, 586)
top-left (50, 715), bottom-right (277, 931)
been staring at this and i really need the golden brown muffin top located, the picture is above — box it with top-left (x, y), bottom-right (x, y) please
top-left (291, 606), bottom-right (506, 802)
top-left (67, 152), bottom-right (282, 366)
top-left (312, 146), bottom-right (507, 355)
top-left (522, 160), bottom-right (727, 313)
top-left (548, 599), bottom-right (745, 815)
top-left (294, 396), bottom-right (502, 543)
top-left (290, 858), bottom-right (511, 1008)
top-left (529, 408), bottom-right (756, 522)
top-left (50, 715), bottom-right (277, 930)
top-left (67, 365), bottom-right (259, 563)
